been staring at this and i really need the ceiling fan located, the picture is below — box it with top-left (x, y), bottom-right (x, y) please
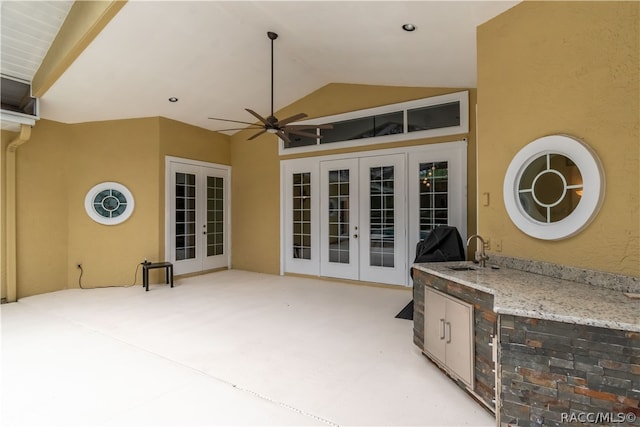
top-left (208, 31), bottom-right (332, 144)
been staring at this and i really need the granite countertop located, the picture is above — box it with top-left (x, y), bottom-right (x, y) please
top-left (412, 261), bottom-right (640, 332)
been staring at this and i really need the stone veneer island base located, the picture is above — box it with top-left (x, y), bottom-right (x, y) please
top-left (499, 315), bottom-right (640, 426)
top-left (412, 256), bottom-right (640, 427)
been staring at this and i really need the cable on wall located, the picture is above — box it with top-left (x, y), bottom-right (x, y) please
top-left (77, 263), bottom-right (142, 289)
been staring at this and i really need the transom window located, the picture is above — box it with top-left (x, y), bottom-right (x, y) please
top-left (279, 91), bottom-right (468, 155)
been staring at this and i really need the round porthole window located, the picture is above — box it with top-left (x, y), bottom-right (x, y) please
top-left (84, 182), bottom-right (135, 225)
top-left (503, 135), bottom-right (604, 240)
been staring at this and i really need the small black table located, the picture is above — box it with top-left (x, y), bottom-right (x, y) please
top-left (142, 262), bottom-right (173, 291)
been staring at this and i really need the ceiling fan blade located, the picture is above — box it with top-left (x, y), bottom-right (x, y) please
top-left (208, 117), bottom-right (256, 126)
top-left (247, 129), bottom-right (268, 140)
top-left (276, 130), bottom-right (291, 144)
top-left (286, 130), bottom-right (319, 139)
top-left (245, 108), bottom-right (270, 126)
top-left (277, 113), bottom-right (308, 127)
top-left (215, 126), bottom-right (263, 132)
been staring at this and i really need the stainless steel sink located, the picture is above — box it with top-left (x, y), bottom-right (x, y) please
top-left (448, 266), bottom-right (477, 271)
top-left (447, 265), bottom-right (500, 271)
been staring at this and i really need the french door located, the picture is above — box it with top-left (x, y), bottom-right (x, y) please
top-left (319, 155), bottom-right (406, 284)
top-left (407, 146), bottom-right (467, 267)
top-left (166, 157), bottom-right (230, 275)
top-left (281, 142), bottom-right (466, 286)
top-left (320, 159), bottom-right (360, 280)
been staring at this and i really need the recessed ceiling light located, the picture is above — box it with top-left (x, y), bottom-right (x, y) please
top-left (402, 23), bottom-right (417, 32)
top-left (168, 97), bottom-right (178, 102)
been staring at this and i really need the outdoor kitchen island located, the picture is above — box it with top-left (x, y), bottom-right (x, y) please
top-left (412, 260), bottom-right (640, 427)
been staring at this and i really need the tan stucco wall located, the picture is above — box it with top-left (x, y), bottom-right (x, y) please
top-left (230, 83), bottom-right (477, 274)
top-left (1, 130), bottom-right (12, 301)
top-left (13, 121), bottom-right (70, 297)
top-left (63, 118), bottom-right (160, 290)
top-left (9, 117), bottom-right (230, 298)
top-left (477, 1), bottom-right (639, 276)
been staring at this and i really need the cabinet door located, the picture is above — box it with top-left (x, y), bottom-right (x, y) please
top-left (445, 297), bottom-right (474, 386)
top-left (424, 288), bottom-right (447, 364)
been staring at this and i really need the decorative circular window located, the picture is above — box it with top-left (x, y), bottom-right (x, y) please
top-left (84, 182), bottom-right (135, 225)
top-left (503, 135), bottom-right (604, 240)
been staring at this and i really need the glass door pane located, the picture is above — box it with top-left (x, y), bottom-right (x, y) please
top-left (369, 165), bottom-right (395, 268)
top-left (292, 172), bottom-right (312, 260)
top-left (328, 169), bottom-right (350, 264)
top-left (175, 172), bottom-right (196, 261)
top-left (419, 161), bottom-right (449, 240)
top-left (206, 176), bottom-right (224, 257)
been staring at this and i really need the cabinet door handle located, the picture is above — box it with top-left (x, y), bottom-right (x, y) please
top-left (439, 318), bottom-right (446, 340)
top-left (445, 321), bottom-right (452, 344)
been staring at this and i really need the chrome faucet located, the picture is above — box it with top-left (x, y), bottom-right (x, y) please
top-left (466, 234), bottom-right (489, 268)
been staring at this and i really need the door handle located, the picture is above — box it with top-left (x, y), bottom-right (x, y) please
top-left (445, 321), bottom-right (452, 344)
top-left (439, 318), bottom-right (445, 340)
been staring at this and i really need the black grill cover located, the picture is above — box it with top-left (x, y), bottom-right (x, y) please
top-left (410, 226), bottom-right (465, 278)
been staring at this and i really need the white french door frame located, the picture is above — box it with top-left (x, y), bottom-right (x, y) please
top-left (280, 140), bottom-right (467, 286)
top-left (282, 157), bottom-right (320, 276)
top-left (165, 156), bottom-right (231, 275)
top-left (320, 158), bottom-right (360, 281)
top-left (359, 154), bottom-right (407, 284)
top-left (407, 142), bottom-right (468, 270)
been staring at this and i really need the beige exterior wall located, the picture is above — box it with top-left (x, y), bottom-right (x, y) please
top-left (477, 1), bottom-right (639, 276)
top-left (230, 84), bottom-right (477, 274)
top-left (1, 131), bottom-right (11, 301)
top-left (6, 117), bottom-right (230, 298)
top-left (12, 121), bottom-right (70, 297)
top-left (63, 118), bottom-right (160, 291)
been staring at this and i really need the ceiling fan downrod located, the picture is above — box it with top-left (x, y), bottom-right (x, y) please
top-left (208, 30), bottom-right (331, 143)
top-left (267, 31), bottom-right (278, 120)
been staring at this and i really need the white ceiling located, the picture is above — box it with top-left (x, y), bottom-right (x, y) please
top-left (3, 1), bottom-right (520, 134)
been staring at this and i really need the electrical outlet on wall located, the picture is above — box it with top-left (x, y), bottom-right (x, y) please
top-left (495, 240), bottom-right (503, 252)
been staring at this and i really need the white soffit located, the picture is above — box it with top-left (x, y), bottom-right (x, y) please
top-left (0, 1), bottom-right (73, 81)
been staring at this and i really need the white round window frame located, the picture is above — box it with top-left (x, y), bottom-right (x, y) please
top-left (503, 135), bottom-right (605, 240)
top-left (84, 182), bottom-right (135, 225)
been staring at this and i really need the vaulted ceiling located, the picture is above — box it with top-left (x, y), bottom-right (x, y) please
top-left (1, 1), bottom-right (519, 134)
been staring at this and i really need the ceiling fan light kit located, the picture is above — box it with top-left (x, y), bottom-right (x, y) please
top-left (208, 31), bottom-right (331, 143)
